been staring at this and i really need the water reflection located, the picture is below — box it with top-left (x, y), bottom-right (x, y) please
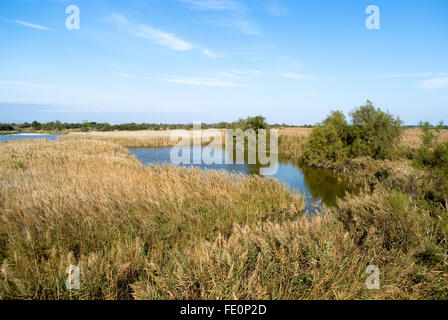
top-left (0, 133), bottom-right (63, 142)
top-left (129, 147), bottom-right (355, 209)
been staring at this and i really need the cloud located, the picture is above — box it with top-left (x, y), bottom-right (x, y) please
top-left (0, 79), bottom-right (162, 113)
top-left (419, 77), bottom-right (448, 90)
top-left (216, 69), bottom-right (262, 80)
top-left (11, 20), bottom-right (51, 31)
top-left (266, 3), bottom-right (289, 17)
top-left (162, 75), bottom-right (246, 87)
top-left (178, 0), bottom-right (242, 11)
top-left (229, 69), bottom-right (262, 76)
top-left (202, 49), bottom-right (220, 58)
top-left (179, 0), bottom-right (260, 35)
top-left (228, 17), bottom-right (260, 35)
top-left (106, 14), bottom-right (195, 51)
top-left (373, 72), bottom-right (448, 78)
top-left (280, 72), bottom-right (318, 81)
top-left (114, 73), bottom-right (134, 78)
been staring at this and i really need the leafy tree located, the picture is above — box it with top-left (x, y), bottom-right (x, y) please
top-left (31, 121), bottom-right (42, 130)
top-left (0, 123), bottom-right (14, 131)
top-left (246, 116), bottom-right (269, 132)
top-left (303, 101), bottom-right (403, 166)
top-left (350, 100), bottom-right (402, 159)
top-left (303, 111), bottom-right (349, 166)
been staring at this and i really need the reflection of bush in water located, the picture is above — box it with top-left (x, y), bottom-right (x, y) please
top-left (298, 160), bottom-right (353, 206)
top-left (243, 156), bottom-right (355, 207)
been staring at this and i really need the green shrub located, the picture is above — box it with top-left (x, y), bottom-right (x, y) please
top-left (350, 101), bottom-right (402, 159)
top-left (302, 112), bottom-right (349, 166)
top-left (303, 101), bottom-right (402, 166)
top-left (0, 123), bottom-right (14, 131)
top-left (413, 122), bottom-right (448, 204)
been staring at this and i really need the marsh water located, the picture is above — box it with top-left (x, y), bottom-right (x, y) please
top-left (0, 133), bottom-right (63, 142)
top-left (129, 147), bottom-right (355, 210)
top-left (1, 134), bottom-right (354, 210)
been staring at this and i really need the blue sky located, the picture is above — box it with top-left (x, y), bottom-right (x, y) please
top-left (0, 0), bottom-right (447, 124)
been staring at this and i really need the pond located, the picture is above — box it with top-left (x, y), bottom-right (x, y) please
top-left (0, 133), bottom-right (64, 142)
top-left (129, 147), bottom-right (355, 210)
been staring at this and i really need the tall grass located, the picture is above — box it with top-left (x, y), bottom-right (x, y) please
top-left (59, 133), bottom-right (177, 148)
top-left (0, 139), bottom-right (303, 299)
top-left (1, 125), bottom-right (447, 300)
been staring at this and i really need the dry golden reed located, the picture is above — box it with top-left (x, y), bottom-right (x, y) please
top-left (0, 137), bottom-right (446, 300)
top-left (0, 139), bottom-right (302, 299)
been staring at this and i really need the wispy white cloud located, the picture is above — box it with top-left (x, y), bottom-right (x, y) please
top-left (106, 14), bottom-right (195, 51)
top-left (179, 0), bottom-right (260, 35)
top-left (280, 72), bottom-right (318, 81)
top-left (229, 69), bottom-right (262, 76)
top-left (114, 73), bottom-right (134, 78)
top-left (228, 17), bottom-right (260, 35)
top-left (266, 3), bottom-right (289, 17)
top-left (217, 71), bottom-right (240, 79)
top-left (419, 77), bottom-right (448, 90)
top-left (0, 79), bottom-right (163, 113)
top-left (162, 75), bottom-right (246, 87)
top-left (373, 72), bottom-right (448, 78)
top-left (10, 20), bottom-right (51, 31)
top-left (216, 69), bottom-right (262, 80)
top-left (179, 0), bottom-right (242, 11)
top-left (202, 49), bottom-right (220, 58)
top-left (0, 80), bottom-right (55, 89)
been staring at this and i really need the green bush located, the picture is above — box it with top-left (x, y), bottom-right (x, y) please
top-left (413, 122), bottom-right (448, 204)
top-left (0, 123), bottom-right (14, 131)
top-left (303, 101), bottom-right (402, 166)
top-left (350, 101), bottom-right (402, 159)
top-left (302, 111), bottom-right (349, 166)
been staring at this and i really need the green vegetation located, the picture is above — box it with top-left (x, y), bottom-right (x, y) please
top-left (1, 116), bottom-right (294, 134)
top-left (412, 122), bottom-right (448, 206)
top-left (303, 100), bottom-right (402, 167)
top-left (1, 105), bottom-right (447, 300)
top-left (228, 115), bottom-right (269, 132)
top-left (0, 124), bottom-right (14, 131)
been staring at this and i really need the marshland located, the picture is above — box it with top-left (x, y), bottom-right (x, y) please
top-left (1, 103), bottom-right (448, 300)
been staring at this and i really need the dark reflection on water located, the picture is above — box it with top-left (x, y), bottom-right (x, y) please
top-left (129, 147), bottom-right (355, 210)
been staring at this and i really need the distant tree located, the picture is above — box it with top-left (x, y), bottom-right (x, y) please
top-left (0, 123), bottom-right (14, 131)
top-left (229, 116), bottom-right (269, 133)
top-left (246, 115), bottom-right (269, 132)
top-left (31, 121), bottom-right (42, 130)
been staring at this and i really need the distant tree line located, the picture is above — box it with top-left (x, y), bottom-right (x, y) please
top-left (2, 117), bottom-right (445, 134)
top-left (0, 123), bottom-right (14, 131)
top-left (1, 119), bottom-right (311, 132)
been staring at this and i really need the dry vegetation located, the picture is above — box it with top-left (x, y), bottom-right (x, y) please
top-left (61, 130), bottom-right (179, 148)
top-left (1, 134), bottom-right (447, 299)
top-left (401, 128), bottom-right (448, 149)
top-left (281, 127), bottom-right (448, 149)
top-left (60, 130), bottom-right (223, 148)
top-left (0, 139), bottom-right (303, 299)
top-left (60, 127), bottom-right (448, 152)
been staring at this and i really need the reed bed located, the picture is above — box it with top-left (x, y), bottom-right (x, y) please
top-left (278, 135), bottom-right (306, 160)
top-left (1, 138), bottom-right (446, 299)
top-left (0, 139), bottom-right (304, 299)
top-left (60, 132), bottom-right (177, 148)
top-left (400, 128), bottom-right (448, 149)
top-left (60, 131), bottom-right (221, 148)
